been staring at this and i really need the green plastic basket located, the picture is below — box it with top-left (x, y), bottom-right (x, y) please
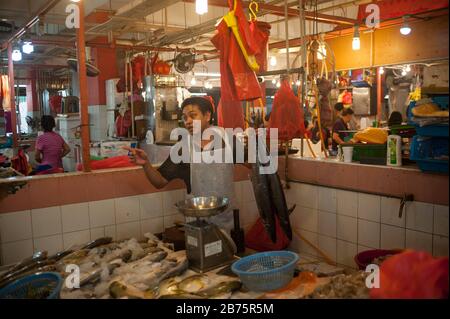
top-left (342, 143), bottom-right (387, 162)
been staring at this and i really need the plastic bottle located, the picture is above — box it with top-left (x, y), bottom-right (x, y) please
top-left (387, 135), bottom-right (402, 166)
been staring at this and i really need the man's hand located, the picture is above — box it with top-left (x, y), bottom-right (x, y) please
top-left (123, 146), bottom-right (149, 166)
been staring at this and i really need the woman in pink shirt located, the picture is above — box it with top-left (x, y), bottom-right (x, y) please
top-left (35, 115), bottom-right (70, 171)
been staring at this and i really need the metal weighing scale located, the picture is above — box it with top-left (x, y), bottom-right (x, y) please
top-left (175, 196), bottom-right (238, 273)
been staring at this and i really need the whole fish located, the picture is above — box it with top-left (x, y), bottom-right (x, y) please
top-left (0, 251), bottom-right (48, 280)
top-left (267, 173), bottom-right (293, 240)
top-left (82, 237), bottom-right (113, 250)
top-left (196, 280), bottom-right (242, 298)
top-left (250, 144), bottom-right (277, 243)
top-left (109, 281), bottom-right (155, 299)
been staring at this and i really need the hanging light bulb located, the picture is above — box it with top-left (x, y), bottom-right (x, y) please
top-left (12, 49), bottom-right (22, 62)
top-left (271, 79), bottom-right (276, 85)
top-left (401, 69), bottom-right (407, 76)
top-left (405, 64), bottom-right (411, 72)
top-left (352, 25), bottom-right (360, 51)
top-left (196, 0), bottom-right (208, 15)
top-left (296, 80), bottom-right (301, 86)
top-left (22, 41), bottom-right (34, 54)
top-left (270, 56), bottom-right (277, 67)
top-left (276, 81), bottom-right (281, 88)
top-left (190, 77), bottom-right (197, 86)
top-left (400, 15), bottom-right (411, 35)
top-left (317, 44), bottom-right (326, 60)
top-left (379, 67), bottom-right (384, 74)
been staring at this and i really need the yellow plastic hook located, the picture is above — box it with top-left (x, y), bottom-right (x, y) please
top-left (249, 1), bottom-right (259, 22)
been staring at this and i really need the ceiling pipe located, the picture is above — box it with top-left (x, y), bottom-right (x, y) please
top-left (1, 0), bottom-right (62, 50)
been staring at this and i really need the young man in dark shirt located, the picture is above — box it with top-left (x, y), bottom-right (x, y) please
top-left (332, 108), bottom-right (354, 152)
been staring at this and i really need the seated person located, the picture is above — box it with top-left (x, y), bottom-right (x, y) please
top-left (332, 108), bottom-right (354, 153)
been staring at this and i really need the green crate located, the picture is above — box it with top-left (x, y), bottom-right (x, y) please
top-left (341, 143), bottom-right (387, 162)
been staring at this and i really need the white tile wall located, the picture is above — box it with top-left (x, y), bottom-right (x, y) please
top-left (292, 207), bottom-right (317, 233)
top-left (141, 217), bottom-right (164, 236)
top-left (381, 197), bottom-right (406, 227)
top-left (31, 207), bottom-right (62, 238)
top-left (116, 222), bottom-right (141, 241)
top-left (115, 196), bottom-right (140, 224)
top-left (405, 230), bottom-right (433, 254)
top-left (337, 215), bottom-right (357, 243)
top-left (297, 184), bottom-right (318, 209)
top-left (433, 205), bottom-right (449, 237)
top-left (337, 190), bottom-right (358, 218)
top-left (90, 227), bottom-right (105, 240)
top-left (337, 240), bottom-right (357, 268)
top-left (139, 193), bottom-right (164, 220)
top-left (61, 203), bottom-right (90, 233)
top-left (295, 229), bottom-right (319, 257)
top-left (358, 219), bottom-right (380, 248)
top-left (1, 240), bottom-right (33, 265)
top-left (104, 225), bottom-right (117, 241)
top-left (405, 202), bottom-right (433, 233)
top-left (318, 235), bottom-right (337, 262)
top-left (317, 211), bottom-right (336, 238)
top-left (63, 230), bottom-right (91, 249)
top-left (318, 187), bottom-right (337, 213)
top-left (358, 194), bottom-right (380, 222)
top-left (163, 189), bottom-right (186, 216)
top-left (0, 210), bottom-right (32, 243)
top-left (380, 224), bottom-right (405, 249)
top-left (433, 235), bottom-right (449, 257)
top-left (89, 199), bottom-right (115, 228)
top-left (163, 214), bottom-right (185, 229)
top-left (34, 235), bottom-right (63, 255)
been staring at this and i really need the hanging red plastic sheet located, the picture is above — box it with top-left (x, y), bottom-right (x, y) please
top-left (370, 250), bottom-right (448, 299)
top-left (269, 80), bottom-right (306, 142)
top-left (217, 99), bottom-right (245, 129)
top-left (249, 21), bottom-right (271, 72)
top-left (211, 0), bottom-right (262, 129)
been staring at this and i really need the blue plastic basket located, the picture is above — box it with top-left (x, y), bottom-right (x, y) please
top-left (0, 272), bottom-right (63, 299)
top-left (231, 251), bottom-right (299, 292)
top-left (407, 96), bottom-right (449, 138)
top-left (410, 136), bottom-right (449, 173)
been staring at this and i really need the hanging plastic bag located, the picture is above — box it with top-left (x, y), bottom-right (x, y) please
top-left (269, 79), bottom-right (306, 141)
top-left (370, 250), bottom-right (449, 299)
top-left (11, 149), bottom-right (31, 176)
top-left (249, 21), bottom-right (271, 72)
top-left (115, 110), bottom-right (132, 137)
top-left (245, 216), bottom-right (290, 251)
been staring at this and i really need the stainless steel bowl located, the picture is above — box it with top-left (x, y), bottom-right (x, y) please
top-left (175, 196), bottom-right (230, 217)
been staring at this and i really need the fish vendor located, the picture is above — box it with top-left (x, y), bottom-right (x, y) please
top-left (127, 97), bottom-right (248, 232)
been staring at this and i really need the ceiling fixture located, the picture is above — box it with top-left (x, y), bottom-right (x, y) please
top-left (379, 67), bottom-right (384, 74)
top-left (276, 81), bottom-right (281, 88)
top-left (405, 64), bottom-right (411, 72)
top-left (296, 80), bottom-right (301, 86)
top-left (400, 15), bottom-right (411, 35)
top-left (196, 0), bottom-right (208, 15)
top-left (401, 68), bottom-right (407, 76)
top-left (22, 41), bottom-right (34, 54)
top-left (271, 79), bottom-right (276, 84)
top-left (12, 49), bottom-right (22, 62)
top-left (270, 56), bottom-right (277, 67)
top-left (190, 77), bottom-right (197, 86)
top-left (352, 25), bottom-right (360, 51)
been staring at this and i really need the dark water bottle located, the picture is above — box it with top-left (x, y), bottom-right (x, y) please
top-left (230, 209), bottom-right (245, 254)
